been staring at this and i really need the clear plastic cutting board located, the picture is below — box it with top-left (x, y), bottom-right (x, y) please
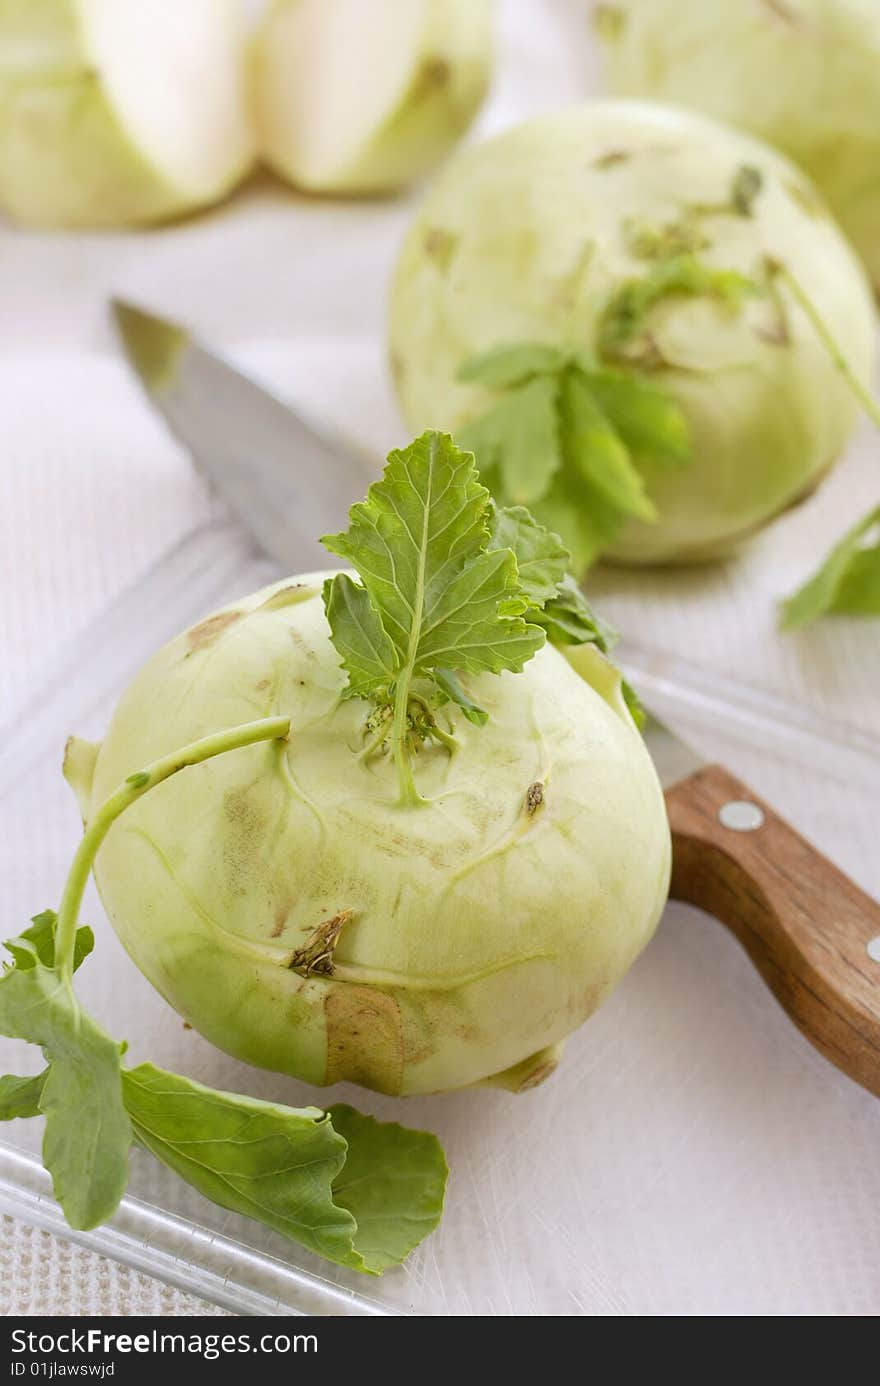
top-left (1, 518), bottom-right (879, 1318)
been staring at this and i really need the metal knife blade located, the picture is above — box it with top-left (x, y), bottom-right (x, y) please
top-left (112, 300), bottom-right (376, 572)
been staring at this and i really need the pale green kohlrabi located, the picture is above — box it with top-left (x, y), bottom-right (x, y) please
top-left (65, 562), bottom-right (669, 1097)
top-left (250, 0), bottom-right (493, 195)
top-left (388, 101), bottom-right (876, 569)
top-left (597, 0), bottom-right (880, 293)
top-left (0, 0), bottom-right (253, 228)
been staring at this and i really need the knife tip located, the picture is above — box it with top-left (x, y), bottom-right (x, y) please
top-left (110, 299), bottom-right (189, 392)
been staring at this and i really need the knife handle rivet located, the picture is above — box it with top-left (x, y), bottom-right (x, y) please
top-left (867, 937), bottom-right (880, 964)
top-left (718, 800), bottom-right (764, 832)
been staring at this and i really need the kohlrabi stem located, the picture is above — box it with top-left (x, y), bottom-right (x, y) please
top-left (55, 717), bottom-right (290, 984)
top-left (410, 694), bottom-right (459, 754)
top-left (391, 676), bottom-right (422, 808)
top-left (773, 261), bottom-right (880, 430)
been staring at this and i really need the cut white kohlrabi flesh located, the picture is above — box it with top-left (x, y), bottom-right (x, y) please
top-left (0, 0), bottom-right (254, 228)
top-left (250, 0), bottom-right (493, 194)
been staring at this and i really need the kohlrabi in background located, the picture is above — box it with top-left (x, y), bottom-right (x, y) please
top-left (250, 0), bottom-right (493, 195)
top-left (389, 102), bottom-right (876, 570)
top-left (61, 432), bottom-right (669, 1106)
top-left (0, 0), bottom-right (254, 228)
top-left (596, 0), bottom-right (880, 293)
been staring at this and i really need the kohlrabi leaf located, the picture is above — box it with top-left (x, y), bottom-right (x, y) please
top-left (329, 1104), bottom-right (448, 1274)
top-left (123, 1066), bottom-right (447, 1275)
top-left (6, 911), bottom-right (94, 974)
top-left (453, 346), bottom-right (694, 573)
top-left (781, 505), bottom-right (880, 630)
top-left (433, 668), bottom-right (489, 726)
top-left (322, 430), bottom-right (545, 802)
top-left (488, 504), bottom-right (570, 607)
top-left (532, 575), bottom-right (647, 728)
top-left (458, 375), bottom-right (560, 504)
top-left (322, 571), bottom-right (397, 699)
top-left (598, 253), bottom-right (758, 363)
top-left (122, 1065), bottom-right (355, 1267)
top-left (0, 923), bottom-right (130, 1230)
top-left (534, 575), bottom-right (616, 649)
top-left (585, 369), bottom-right (691, 471)
top-left (621, 681), bottom-right (647, 730)
top-left (458, 342), bottom-right (567, 389)
top-left (560, 369), bottom-right (657, 520)
top-left (0, 1070), bottom-right (47, 1121)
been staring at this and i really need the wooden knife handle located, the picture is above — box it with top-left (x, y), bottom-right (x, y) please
top-left (665, 763), bottom-right (880, 1098)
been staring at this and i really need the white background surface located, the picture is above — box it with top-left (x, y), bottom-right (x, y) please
top-left (1, 0), bottom-right (878, 1316)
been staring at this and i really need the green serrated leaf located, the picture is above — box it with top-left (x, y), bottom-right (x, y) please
top-left (488, 505), bottom-right (570, 607)
top-left (457, 342), bottom-right (567, 389)
top-left (585, 369), bottom-right (691, 471)
top-left (414, 546), bottom-right (539, 672)
top-left (0, 1070), bottom-right (47, 1121)
top-left (781, 505), bottom-right (880, 630)
top-left (459, 375), bottom-right (561, 505)
top-left (535, 575), bottom-right (616, 650)
top-left (321, 573), bottom-right (397, 700)
top-left (123, 1066), bottom-right (446, 1275)
top-left (4, 912), bottom-right (94, 974)
top-left (560, 369), bottom-right (656, 521)
top-left (322, 431), bottom-right (544, 801)
top-left (0, 931), bottom-right (129, 1229)
top-left (329, 1104), bottom-right (448, 1274)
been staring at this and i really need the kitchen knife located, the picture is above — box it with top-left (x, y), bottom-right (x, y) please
top-left (112, 300), bottom-right (375, 572)
top-left (112, 300), bottom-right (880, 1098)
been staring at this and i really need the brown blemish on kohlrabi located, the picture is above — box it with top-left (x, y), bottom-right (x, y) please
top-left (759, 0), bottom-right (804, 26)
top-left (399, 988), bottom-right (479, 1069)
top-left (411, 56), bottom-right (451, 102)
top-left (289, 909), bottom-right (353, 977)
top-left (593, 149), bottom-right (631, 169)
top-left (288, 627), bottom-right (318, 660)
top-left (526, 781), bottom-right (544, 815)
top-left (270, 901), bottom-right (292, 939)
top-left (324, 985), bottom-right (405, 1093)
top-left (424, 227), bottom-right (459, 272)
top-left (221, 787), bottom-right (269, 898)
top-left (185, 610), bottom-right (243, 655)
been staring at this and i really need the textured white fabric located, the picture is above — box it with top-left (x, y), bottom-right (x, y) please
top-left (0, 1218), bottom-right (229, 1317)
top-left (1, 0), bottom-right (878, 1317)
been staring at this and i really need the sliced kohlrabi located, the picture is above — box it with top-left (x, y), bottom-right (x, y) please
top-left (0, 0), bottom-right (254, 228)
top-left (250, 0), bottom-right (492, 194)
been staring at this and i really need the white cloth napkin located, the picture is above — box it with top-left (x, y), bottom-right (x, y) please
top-left (1, 0), bottom-right (878, 1317)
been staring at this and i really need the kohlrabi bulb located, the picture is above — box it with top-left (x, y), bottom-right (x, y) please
top-left (67, 573), bottom-right (670, 1097)
top-left (389, 101), bottom-right (876, 567)
top-left (597, 0), bottom-right (880, 292)
top-left (250, 0), bottom-right (493, 195)
top-left (0, 0), bottom-right (253, 228)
